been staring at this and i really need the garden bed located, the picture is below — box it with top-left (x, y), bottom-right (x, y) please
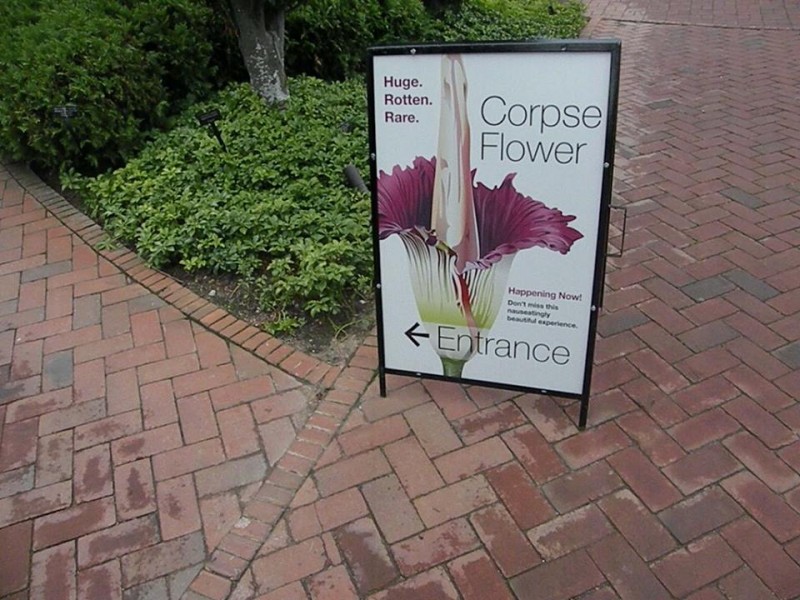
top-left (7, 0), bottom-right (587, 358)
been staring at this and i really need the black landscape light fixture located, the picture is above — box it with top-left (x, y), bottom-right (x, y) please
top-left (196, 108), bottom-right (227, 152)
top-left (53, 104), bottom-right (79, 157)
top-left (344, 164), bottom-right (369, 193)
top-left (53, 103), bottom-right (78, 126)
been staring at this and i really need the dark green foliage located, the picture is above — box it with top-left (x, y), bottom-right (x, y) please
top-left (0, 1), bottom-right (44, 29)
top-left (434, 0), bottom-right (587, 41)
top-left (0, 0), bottom-right (218, 173)
top-left (202, 0), bottom-right (250, 85)
top-left (284, 0), bottom-right (586, 81)
top-left (423, 0), bottom-right (463, 15)
top-left (73, 79), bottom-right (371, 329)
top-left (0, 0), bottom-right (585, 173)
top-left (286, 0), bottom-right (434, 80)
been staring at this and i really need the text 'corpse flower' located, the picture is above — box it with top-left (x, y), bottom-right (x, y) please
top-left (378, 55), bottom-right (583, 377)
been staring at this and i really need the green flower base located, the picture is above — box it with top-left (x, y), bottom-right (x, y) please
top-left (440, 358), bottom-right (466, 378)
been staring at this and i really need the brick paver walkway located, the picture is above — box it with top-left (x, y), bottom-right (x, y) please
top-left (2, 1), bottom-right (800, 598)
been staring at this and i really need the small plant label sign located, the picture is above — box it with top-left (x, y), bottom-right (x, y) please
top-left (368, 41), bottom-right (621, 427)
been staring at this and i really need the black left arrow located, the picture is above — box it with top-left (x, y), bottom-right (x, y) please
top-left (404, 322), bottom-right (430, 347)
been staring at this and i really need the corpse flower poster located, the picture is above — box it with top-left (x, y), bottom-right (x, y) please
top-left (368, 42), bottom-right (620, 417)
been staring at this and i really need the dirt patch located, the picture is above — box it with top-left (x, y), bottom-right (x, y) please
top-left (165, 267), bottom-right (374, 365)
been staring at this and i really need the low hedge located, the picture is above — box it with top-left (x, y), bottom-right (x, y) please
top-left (0, 0), bottom-right (219, 173)
top-left (0, 0), bottom-right (585, 175)
top-left (285, 0), bottom-right (586, 80)
top-left (436, 0), bottom-right (587, 41)
top-left (286, 0), bottom-right (434, 80)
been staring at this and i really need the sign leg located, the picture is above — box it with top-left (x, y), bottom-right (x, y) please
top-left (379, 369), bottom-right (387, 398)
top-left (578, 397), bottom-right (589, 430)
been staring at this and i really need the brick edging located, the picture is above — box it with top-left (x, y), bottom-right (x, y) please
top-left (183, 345), bottom-right (378, 599)
top-left (4, 162), bottom-right (343, 390)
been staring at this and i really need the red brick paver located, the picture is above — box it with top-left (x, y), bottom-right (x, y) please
top-left (0, 165), bottom-right (329, 598)
top-left (3, 1), bottom-right (800, 598)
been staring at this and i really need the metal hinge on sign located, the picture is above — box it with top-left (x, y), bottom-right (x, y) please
top-left (607, 204), bottom-right (628, 257)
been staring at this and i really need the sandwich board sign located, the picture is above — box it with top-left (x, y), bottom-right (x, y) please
top-left (368, 40), bottom-right (621, 428)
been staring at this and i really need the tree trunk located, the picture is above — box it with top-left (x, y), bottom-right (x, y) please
top-left (229, 0), bottom-right (288, 104)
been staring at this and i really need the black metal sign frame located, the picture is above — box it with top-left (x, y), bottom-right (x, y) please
top-left (368, 40), bottom-right (621, 429)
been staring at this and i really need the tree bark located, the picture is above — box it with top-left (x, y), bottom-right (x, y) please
top-left (229, 0), bottom-right (288, 104)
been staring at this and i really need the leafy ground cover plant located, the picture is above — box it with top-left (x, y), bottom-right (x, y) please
top-left (72, 78), bottom-right (371, 333)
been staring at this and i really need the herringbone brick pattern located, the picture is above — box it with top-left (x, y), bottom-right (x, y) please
top-left (0, 166), bottom-right (338, 598)
top-left (2, 0), bottom-right (800, 598)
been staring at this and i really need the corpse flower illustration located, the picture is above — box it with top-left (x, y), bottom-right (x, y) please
top-left (378, 55), bottom-right (583, 377)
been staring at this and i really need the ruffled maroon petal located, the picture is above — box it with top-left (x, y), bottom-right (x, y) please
top-left (377, 156), bottom-right (436, 239)
top-left (473, 174), bottom-right (583, 266)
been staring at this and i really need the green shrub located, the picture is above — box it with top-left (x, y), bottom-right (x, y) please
top-left (0, 1), bottom-right (45, 29)
top-left (432, 0), bottom-right (587, 41)
top-left (286, 0), bottom-right (435, 80)
top-left (422, 0), bottom-right (463, 15)
top-left (0, 0), bottom-right (217, 173)
top-left (284, 0), bottom-right (586, 81)
top-left (73, 78), bottom-right (371, 328)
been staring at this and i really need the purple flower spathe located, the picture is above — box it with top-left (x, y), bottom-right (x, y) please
top-left (378, 156), bottom-right (583, 270)
top-left (378, 156), bottom-right (438, 242)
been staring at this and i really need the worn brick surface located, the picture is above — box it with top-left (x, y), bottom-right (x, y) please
top-left (470, 503), bottom-right (541, 576)
top-left (589, 534), bottom-right (672, 600)
top-left (414, 475), bottom-right (496, 528)
top-left (722, 519), bottom-right (800, 600)
top-left (722, 471), bottom-right (800, 543)
top-left (5, 1), bottom-right (800, 597)
top-left (448, 550), bottom-right (515, 600)
top-left (315, 488), bottom-right (368, 532)
top-left (485, 462), bottom-right (556, 530)
top-left (598, 489), bottom-right (676, 561)
top-left (362, 474), bottom-right (424, 543)
top-left (0, 166), bottom-right (316, 598)
top-left (0, 521), bottom-right (32, 596)
top-left (528, 504), bottom-right (613, 561)
top-left (659, 486), bottom-right (744, 544)
top-left (652, 535), bottom-right (742, 597)
top-left (510, 550), bottom-right (605, 600)
top-left (391, 518), bottom-right (480, 577)
top-left (663, 443), bottom-right (742, 495)
top-left (370, 567), bottom-right (459, 600)
top-left (336, 518), bottom-right (398, 594)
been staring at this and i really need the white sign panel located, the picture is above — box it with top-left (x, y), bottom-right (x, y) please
top-left (369, 42), bottom-right (620, 422)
